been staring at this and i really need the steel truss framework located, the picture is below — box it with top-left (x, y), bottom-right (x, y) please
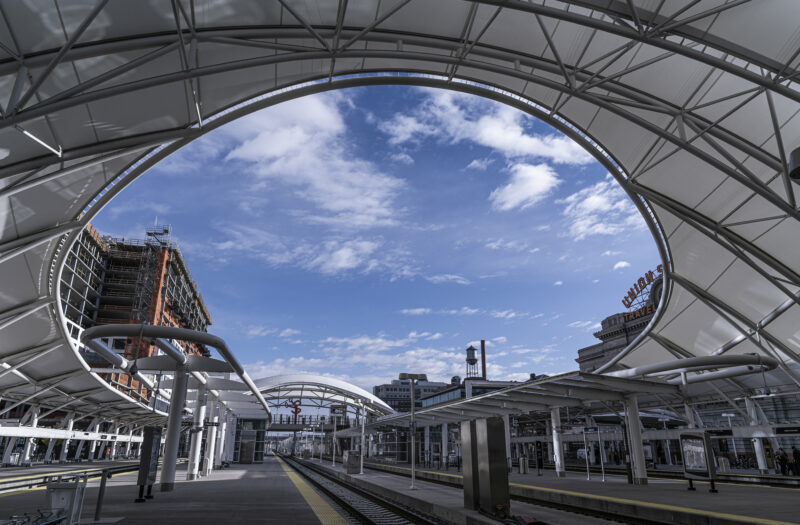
top-left (1, 1), bottom-right (800, 432)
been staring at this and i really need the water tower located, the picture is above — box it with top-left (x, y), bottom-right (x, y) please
top-left (465, 345), bottom-right (479, 378)
top-left (465, 340), bottom-right (487, 379)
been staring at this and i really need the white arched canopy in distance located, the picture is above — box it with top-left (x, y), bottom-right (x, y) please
top-left (1, 1), bottom-right (800, 425)
top-left (247, 373), bottom-right (393, 419)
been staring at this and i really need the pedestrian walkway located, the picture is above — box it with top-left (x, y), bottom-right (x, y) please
top-left (360, 460), bottom-right (800, 524)
top-left (1, 458), bottom-right (341, 524)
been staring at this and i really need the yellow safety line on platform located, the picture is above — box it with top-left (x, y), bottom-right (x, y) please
top-left (364, 462), bottom-right (794, 525)
top-left (508, 481), bottom-right (795, 525)
top-left (275, 456), bottom-right (349, 525)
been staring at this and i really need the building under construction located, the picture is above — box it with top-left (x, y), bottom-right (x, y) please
top-left (60, 224), bottom-right (212, 405)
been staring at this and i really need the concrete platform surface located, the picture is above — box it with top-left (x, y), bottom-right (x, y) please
top-left (1, 458), bottom-right (339, 524)
top-left (361, 460), bottom-right (800, 524)
top-left (310, 458), bottom-right (618, 525)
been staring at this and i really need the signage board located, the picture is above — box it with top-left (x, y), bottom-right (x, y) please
top-left (621, 264), bottom-right (663, 309)
top-left (680, 432), bottom-right (716, 481)
top-left (137, 426), bottom-right (163, 487)
top-left (706, 429), bottom-right (733, 437)
top-left (583, 426), bottom-right (598, 433)
top-left (775, 426), bottom-right (800, 435)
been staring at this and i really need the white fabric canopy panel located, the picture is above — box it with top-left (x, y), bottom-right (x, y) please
top-left (253, 373), bottom-right (393, 416)
top-left (1, 1), bottom-right (800, 424)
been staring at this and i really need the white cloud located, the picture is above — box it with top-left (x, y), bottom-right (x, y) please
top-left (426, 274), bottom-right (471, 285)
top-left (442, 306), bottom-right (480, 316)
top-left (226, 93), bottom-right (405, 229)
top-left (247, 325), bottom-right (276, 337)
top-left (492, 336), bottom-right (508, 343)
top-left (307, 239), bottom-right (380, 275)
top-left (192, 224), bottom-right (416, 279)
top-left (466, 158), bottom-right (494, 170)
top-left (379, 90), bottom-right (593, 165)
top-left (613, 260), bottom-right (631, 271)
top-left (489, 163), bottom-right (561, 211)
top-left (553, 281), bottom-right (563, 286)
top-left (390, 152), bottom-right (414, 165)
top-left (106, 201), bottom-right (170, 220)
top-left (279, 328), bottom-right (301, 338)
top-left (485, 238), bottom-right (529, 252)
top-left (602, 250), bottom-right (622, 256)
top-left (400, 307), bottom-right (432, 315)
top-left (558, 180), bottom-right (645, 241)
top-left (491, 310), bottom-right (526, 319)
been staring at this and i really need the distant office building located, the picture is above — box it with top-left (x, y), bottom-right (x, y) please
top-left (373, 379), bottom-right (448, 412)
top-left (61, 224), bottom-right (212, 406)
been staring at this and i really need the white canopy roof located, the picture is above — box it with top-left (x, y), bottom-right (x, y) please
top-left (1, 1), bottom-right (800, 425)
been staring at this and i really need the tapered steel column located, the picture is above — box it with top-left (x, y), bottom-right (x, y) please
top-left (21, 407), bottom-right (40, 464)
top-left (187, 384), bottom-right (207, 480)
top-left (203, 400), bottom-right (218, 476)
top-left (550, 407), bottom-right (565, 477)
top-left (58, 412), bottom-right (75, 462)
top-left (745, 397), bottom-right (769, 474)
top-left (215, 410), bottom-right (227, 468)
top-left (623, 395), bottom-right (648, 485)
top-left (161, 365), bottom-right (188, 491)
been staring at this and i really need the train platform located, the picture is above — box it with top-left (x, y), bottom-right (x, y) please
top-left (1, 457), bottom-right (346, 524)
top-left (356, 460), bottom-right (800, 525)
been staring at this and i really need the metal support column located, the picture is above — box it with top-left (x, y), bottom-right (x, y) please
top-left (623, 396), bottom-right (648, 485)
top-left (550, 407), bottom-right (565, 478)
top-left (441, 423), bottom-right (448, 467)
top-left (187, 384), bottom-right (207, 480)
top-left (424, 425), bottom-right (430, 466)
top-left (745, 396), bottom-right (769, 474)
top-left (503, 414), bottom-right (512, 469)
top-left (21, 407), bottom-right (40, 464)
top-left (359, 404), bottom-right (366, 475)
top-left (161, 364), bottom-right (188, 491)
top-left (215, 410), bottom-right (228, 468)
top-left (58, 412), bottom-right (75, 462)
top-left (203, 400), bottom-right (218, 476)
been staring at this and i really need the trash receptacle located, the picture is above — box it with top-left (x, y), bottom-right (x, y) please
top-left (345, 453), bottom-right (360, 474)
top-left (519, 457), bottom-right (529, 474)
top-left (46, 479), bottom-right (86, 525)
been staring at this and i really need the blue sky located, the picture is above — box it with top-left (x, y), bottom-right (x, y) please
top-left (91, 85), bottom-right (658, 391)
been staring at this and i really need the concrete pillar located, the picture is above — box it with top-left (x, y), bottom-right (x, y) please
top-left (550, 407), bottom-right (565, 477)
top-left (21, 407), bottom-right (40, 464)
top-left (187, 385), bottom-right (207, 480)
top-left (161, 366), bottom-right (188, 491)
top-left (58, 413), bottom-right (75, 462)
top-left (545, 419), bottom-right (553, 461)
top-left (215, 411), bottom-right (228, 468)
top-left (664, 440), bottom-right (672, 465)
top-left (203, 399), bottom-right (218, 476)
top-left (623, 396), bottom-right (648, 485)
top-left (359, 405), bottom-right (366, 475)
top-left (745, 397), bottom-right (768, 474)
top-left (73, 418), bottom-right (99, 461)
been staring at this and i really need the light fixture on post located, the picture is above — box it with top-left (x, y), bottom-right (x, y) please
top-left (399, 372), bottom-right (427, 489)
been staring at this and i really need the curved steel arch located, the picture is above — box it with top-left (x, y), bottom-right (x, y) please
top-left (1, 1), bottom-right (800, 427)
top-left (253, 373), bottom-right (393, 416)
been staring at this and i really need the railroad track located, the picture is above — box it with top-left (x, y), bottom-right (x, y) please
top-left (280, 455), bottom-right (445, 525)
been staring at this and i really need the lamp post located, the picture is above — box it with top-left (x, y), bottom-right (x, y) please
top-left (400, 373), bottom-right (427, 490)
top-left (722, 412), bottom-right (738, 459)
